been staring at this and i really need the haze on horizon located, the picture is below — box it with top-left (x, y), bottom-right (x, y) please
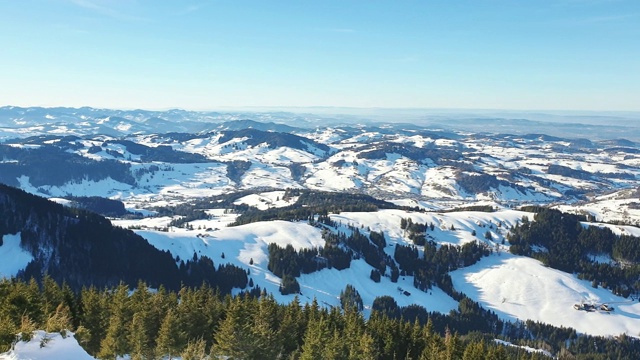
top-left (1, 0), bottom-right (638, 112)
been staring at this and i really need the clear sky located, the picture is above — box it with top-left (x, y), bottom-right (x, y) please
top-left (0, 0), bottom-right (638, 111)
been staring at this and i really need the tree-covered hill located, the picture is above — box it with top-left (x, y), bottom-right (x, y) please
top-left (0, 184), bottom-right (248, 292)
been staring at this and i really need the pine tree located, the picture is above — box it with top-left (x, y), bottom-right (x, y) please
top-left (444, 328), bottom-right (463, 360)
top-left (156, 309), bottom-right (185, 360)
top-left (462, 341), bottom-right (485, 360)
top-left (212, 296), bottom-right (252, 359)
top-left (250, 294), bottom-right (282, 359)
top-left (357, 331), bottom-right (379, 360)
top-left (79, 286), bottom-right (108, 355)
top-left (129, 310), bottom-right (155, 360)
top-left (41, 275), bottom-right (63, 319)
top-left (98, 283), bottom-right (131, 360)
top-left (181, 337), bottom-right (209, 360)
top-left (300, 315), bottom-right (331, 360)
top-left (278, 296), bottom-right (304, 357)
top-left (176, 286), bottom-right (209, 345)
top-left (0, 313), bottom-right (17, 353)
top-left (323, 329), bottom-right (347, 360)
top-left (408, 318), bottom-right (425, 359)
top-left (45, 303), bottom-right (72, 336)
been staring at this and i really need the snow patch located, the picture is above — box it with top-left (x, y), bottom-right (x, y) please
top-left (0, 331), bottom-right (94, 360)
top-left (0, 233), bottom-right (33, 278)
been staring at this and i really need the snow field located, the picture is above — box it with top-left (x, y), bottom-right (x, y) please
top-left (0, 331), bottom-right (93, 360)
top-left (451, 253), bottom-right (640, 337)
top-left (0, 233), bottom-right (33, 278)
top-left (134, 219), bottom-right (459, 317)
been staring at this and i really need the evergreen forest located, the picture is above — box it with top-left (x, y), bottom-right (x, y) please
top-left (2, 277), bottom-right (640, 359)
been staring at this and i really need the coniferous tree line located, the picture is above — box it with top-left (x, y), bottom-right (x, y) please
top-left (65, 196), bottom-right (129, 217)
top-left (508, 208), bottom-right (640, 296)
top-left (0, 144), bottom-right (135, 188)
top-left (0, 184), bottom-right (248, 293)
top-left (2, 277), bottom-right (640, 359)
top-left (266, 224), bottom-right (390, 291)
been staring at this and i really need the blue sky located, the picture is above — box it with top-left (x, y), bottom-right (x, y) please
top-left (0, 0), bottom-right (638, 111)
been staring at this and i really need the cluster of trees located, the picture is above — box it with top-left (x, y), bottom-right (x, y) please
top-left (445, 205), bottom-right (496, 213)
top-left (152, 188), bottom-right (403, 229)
top-left (218, 128), bottom-right (330, 154)
top-left (547, 164), bottom-right (593, 180)
top-left (267, 244), bottom-right (323, 277)
top-left (0, 144), bottom-right (135, 188)
top-left (394, 242), bottom-right (490, 293)
top-left (508, 208), bottom-right (640, 296)
top-left (66, 196), bottom-right (129, 217)
top-left (0, 184), bottom-right (248, 293)
top-left (266, 227), bottom-right (389, 294)
top-left (105, 140), bottom-right (211, 163)
top-left (455, 172), bottom-right (519, 195)
top-left (3, 277), bottom-right (640, 359)
top-left (400, 218), bottom-right (434, 245)
top-left (225, 160), bottom-right (252, 184)
top-left (357, 142), bottom-right (460, 165)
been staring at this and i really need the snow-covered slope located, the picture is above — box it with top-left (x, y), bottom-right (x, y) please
top-left (120, 207), bottom-right (640, 338)
top-left (0, 233), bottom-right (33, 278)
top-left (132, 220), bottom-right (459, 317)
top-left (0, 331), bottom-right (94, 360)
top-left (2, 112), bottom-right (639, 209)
top-left (451, 253), bottom-right (640, 337)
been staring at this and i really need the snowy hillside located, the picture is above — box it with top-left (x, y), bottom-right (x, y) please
top-left (2, 108), bottom-right (640, 353)
top-left (113, 207), bottom-right (640, 338)
top-left (125, 220), bottom-right (459, 316)
top-left (2, 122), bottom-right (639, 211)
top-left (451, 253), bottom-right (640, 337)
top-left (0, 331), bottom-right (94, 360)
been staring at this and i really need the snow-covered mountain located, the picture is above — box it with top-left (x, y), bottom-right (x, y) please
top-left (1, 111), bottom-right (638, 213)
top-left (2, 106), bottom-right (640, 348)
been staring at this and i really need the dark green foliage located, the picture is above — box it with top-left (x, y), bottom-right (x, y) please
top-left (105, 139), bottom-right (211, 163)
top-left (231, 189), bottom-right (399, 226)
top-left (288, 163), bottom-right (307, 181)
top-left (508, 208), bottom-right (640, 296)
top-left (394, 241), bottom-right (490, 292)
top-left (267, 243), bottom-right (329, 277)
top-left (279, 274), bottom-right (300, 295)
top-left (340, 284), bottom-right (363, 312)
top-left (357, 142), bottom-right (460, 164)
top-left (371, 295), bottom-right (399, 318)
top-left (369, 230), bottom-right (386, 249)
top-left (0, 184), bottom-right (249, 293)
top-left (547, 164), bottom-right (592, 180)
top-left (446, 205), bottom-right (497, 213)
top-left (370, 269), bottom-right (381, 282)
top-left (225, 160), bottom-right (252, 184)
top-left (456, 172), bottom-right (529, 194)
top-left (218, 128), bottom-right (330, 153)
top-left (65, 196), bottom-right (128, 217)
top-left (2, 278), bottom-right (640, 359)
top-left (0, 144), bottom-right (135, 187)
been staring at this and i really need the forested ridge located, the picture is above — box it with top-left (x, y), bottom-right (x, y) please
top-left (0, 184), bottom-right (249, 292)
top-left (3, 183), bottom-right (640, 358)
top-left (2, 278), bottom-right (640, 359)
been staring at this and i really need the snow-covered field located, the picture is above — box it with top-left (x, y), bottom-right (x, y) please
top-left (133, 220), bottom-right (459, 316)
top-left (451, 253), bottom-right (640, 337)
top-left (0, 233), bottom-right (33, 278)
top-left (124, 207), bottom-right (640, 338)
top-left (0, 331), bottom-right (93, 360)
